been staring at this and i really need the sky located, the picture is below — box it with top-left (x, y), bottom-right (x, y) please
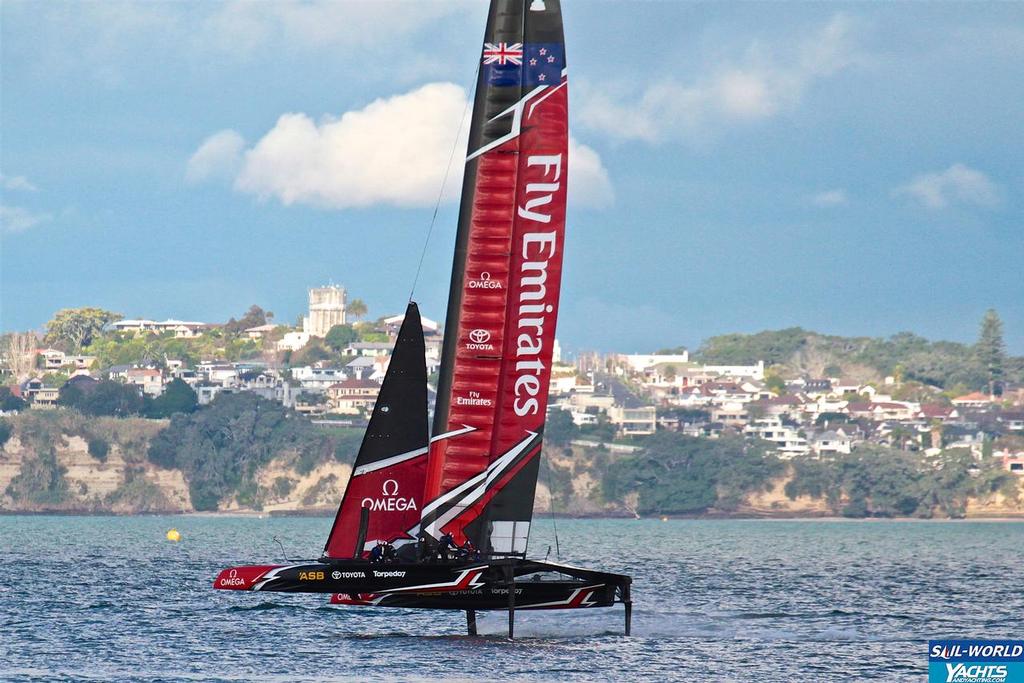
top-left (2, 1), bottom-right (1023, 355)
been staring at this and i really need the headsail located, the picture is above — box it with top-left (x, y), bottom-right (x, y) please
top-left (421, 0), bottom-right (568, 554)
top-left (323, 302), bottom-right (429, 558)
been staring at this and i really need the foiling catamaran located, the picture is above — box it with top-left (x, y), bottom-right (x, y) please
top-left (214, 0), bottom-right (632, 638)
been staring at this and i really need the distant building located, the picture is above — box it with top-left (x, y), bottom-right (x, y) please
top-left (304, 285), bottom-right (346, 337)
top-left (620, 351), bottom-right (690, 373)
top-left (111, 319), bottom-right (207, 338)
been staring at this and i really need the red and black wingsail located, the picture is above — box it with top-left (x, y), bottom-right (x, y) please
top-left (323, 302), bottom-right (429, 558)
top-left (421, 0), bottom-right (569, 554)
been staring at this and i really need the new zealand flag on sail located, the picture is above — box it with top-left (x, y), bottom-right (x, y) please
top-left (483, 43), bottom-right (564, 88)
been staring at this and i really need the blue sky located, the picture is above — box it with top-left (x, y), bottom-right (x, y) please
top-left (2, 1), bottom-right (1022, 354)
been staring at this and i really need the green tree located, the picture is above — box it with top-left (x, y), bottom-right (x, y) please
top-left (544, 409), bottom-right (578, 447)
top-left (0, 419), bottom-right (11, 446)
top-left (144, 379), bottom-right (198, 418)
top-left (0, 387), bottom-right (28, 412)
top-left (87, 436), bottom-right (110, 462)
top-left (324, 324), bottom-right (358, 351)
top-left (45, 307), bottom-right (123, 350)
top-left (224, 305), bottom-right (268, 336)
top-left (764, 373), bottom-right (787, 395)
top-left (347, 298), bottom-right (368, 321)
top-left (976, 309), bottom-right (1005, 395)
top-left (59, 380), bottom-right (143, 417)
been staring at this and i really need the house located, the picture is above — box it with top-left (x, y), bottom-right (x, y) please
top-left (998, 411), bottom-right (1024, 432)
top-left (127, 367), bottom-right (164, 396)
top-left (607, 405), bottom-right (657, 436)
top-left (845, 401), bottom-right (919, 421)
top-left (244, 324), bottom-right (280, 340)
top-left (37, 348), bottom-right (66, 370)
top-left (344, 342), bottom-right (394, 357)
top-left (619, 351), bottom-right (690, 374)
top-left (64, 374), bottom-right (100, 395)
top-left (326, 379), bottom-right (381, 414)
top-left (743, 417), bottom-right (808, 457)
top-left (21, 377), bottom-right (59, 409)
top-left (811, 429), bottom-right (853, 455)
top-left (1003, 457), bottom-right (1024, 475)
top-left (382, 313), bottom-right (439, 336)
top-left (951, 391), bottom-right (994, 409)
top-left (111, 319), bottom-right (207, 338)
top-left (917, 404), bottom-right (960, 422)
top-left (293, 366), bottom-right (348, 390)
top-left (196, 385), bottom-right (234, 405)
top-left (277, 331), bottom-right (311, 352)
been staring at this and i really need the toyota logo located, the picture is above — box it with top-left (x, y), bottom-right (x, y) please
top-left (469, 329), bottom-right (490, 344)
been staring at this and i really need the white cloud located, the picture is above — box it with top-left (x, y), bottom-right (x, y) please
top-left (895, 163), bottom-right (1000, 209)
top-left (233, 83), bottom-right (470, 208)
top-left (192, 82), bottom-right (612, 210)
top-left (811, 189), bottom-right (848, 207)
top-left (569, 138), bottom-right (614, 208)
top-left (185, 130), bottom-right (246, 184)
top-left (0, 205), bottom-right (52, 234)
top-left (0, 174), bottom-right (38, 192)
top-left (577, 14), bottom-right (860, 143)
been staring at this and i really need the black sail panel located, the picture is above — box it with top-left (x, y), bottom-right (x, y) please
top-left (323, 302), bottom-right (429, 558)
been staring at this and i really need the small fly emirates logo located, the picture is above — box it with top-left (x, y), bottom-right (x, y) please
top-left (944, 664), bottom-right (1008, 683)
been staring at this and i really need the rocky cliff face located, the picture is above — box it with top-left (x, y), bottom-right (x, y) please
top-left (2, 413), bottom-right (1021, 517)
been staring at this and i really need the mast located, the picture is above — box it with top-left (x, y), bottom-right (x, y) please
top-left (422, 0), bottom-right (568, 553)
top-left (323, 302), bottom-right (429, 558)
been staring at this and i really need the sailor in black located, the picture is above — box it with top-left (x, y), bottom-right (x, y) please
top-left (369, 541), bottom-right (384, 563)
top-left (438, 532), bottom-right (455, 561)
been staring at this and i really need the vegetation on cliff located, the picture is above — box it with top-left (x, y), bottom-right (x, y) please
top-left (784, 446), bottom-right (1018, 518)
top-left (146, 392), bottom-right (356, 511)
top-left (602, 432), bottom-right (783, 514)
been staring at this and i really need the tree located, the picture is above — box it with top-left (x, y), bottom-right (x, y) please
top-left (764, 373), bottom-right (786, 396)
top-left (544, 409), bottom-right (578, 446)
top-left (976, 309), bottom-right (1005, 396)
top-left (1, 332), bottom-right (38, 382)
top-left (347, 298), bottom-right (368, 321)
top-left (144, 379), bottom-right (198, 418)
top-left (0, 387), bottom-right (28, 413)
top-left (324, 324), bottom-right (358, 351)
top-left (44, 308), bottom-right (122, 350)
top-left (224, 305), bottom-right (268, 336)
top-left (59, 380), bottom-right (143, 417)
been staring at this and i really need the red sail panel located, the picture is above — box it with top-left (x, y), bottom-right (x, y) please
top-left (422, 0), bottom-right (568, 550)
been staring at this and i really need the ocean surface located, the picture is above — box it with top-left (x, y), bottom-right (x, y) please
top-left (1, 516), bottom-right (1022, 682)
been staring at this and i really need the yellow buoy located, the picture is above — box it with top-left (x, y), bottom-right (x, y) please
top-left (166, 528), bottom-right (181, 542)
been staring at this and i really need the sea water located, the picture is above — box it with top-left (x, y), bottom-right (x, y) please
top-left (1, 516), bottom-right (1021, 681)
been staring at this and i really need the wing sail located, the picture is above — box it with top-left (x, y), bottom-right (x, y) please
top-left (422, 0), bottom-right (568, 554)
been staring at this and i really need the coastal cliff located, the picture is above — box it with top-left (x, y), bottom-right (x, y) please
top-left (2, 410), bottom-right (1021, 518)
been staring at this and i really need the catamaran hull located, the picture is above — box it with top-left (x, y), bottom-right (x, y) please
top-left (214, 559), bottom-right (628, 611)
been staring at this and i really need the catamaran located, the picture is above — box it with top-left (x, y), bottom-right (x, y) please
top-left (213, 0), bottom-right (632, 638)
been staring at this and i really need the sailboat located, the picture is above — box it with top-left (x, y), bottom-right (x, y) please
top-left (213, 0), bottom-right (632, 638)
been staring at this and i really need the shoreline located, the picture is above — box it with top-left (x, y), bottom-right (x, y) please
top-left (2, 509), bottom-right (1023, 521)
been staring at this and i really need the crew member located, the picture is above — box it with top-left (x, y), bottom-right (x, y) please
top-left (438, 532), bottom-right (455, 561)
top-left (368, 540), bottom-right (385, 563)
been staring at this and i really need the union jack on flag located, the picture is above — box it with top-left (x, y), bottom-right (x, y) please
top-left (482, 42), bottom-right (523, 66)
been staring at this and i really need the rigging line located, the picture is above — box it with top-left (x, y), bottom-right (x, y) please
top-left (408, 62), bottom-right (480, 302)
top-left (542, 455), bottom-right (562, 559)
